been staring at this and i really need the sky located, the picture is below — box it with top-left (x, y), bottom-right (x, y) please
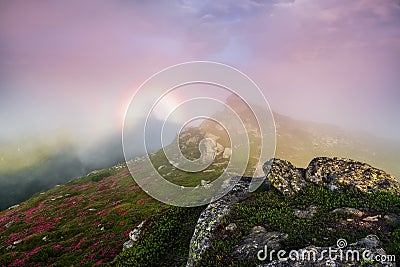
top-left (1, 0), bottom-right (400, 147)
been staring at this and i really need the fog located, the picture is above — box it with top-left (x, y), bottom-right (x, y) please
top-left (1, 0), bottom-right (400, 209)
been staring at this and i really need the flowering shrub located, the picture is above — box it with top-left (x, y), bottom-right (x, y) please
top-left (0, 165), bottom-right (167, 266)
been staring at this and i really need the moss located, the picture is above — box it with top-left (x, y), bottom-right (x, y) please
top-left (197, 185), bottom-right (400, 266)
top-left (111, 206), bottom-right (204, 267)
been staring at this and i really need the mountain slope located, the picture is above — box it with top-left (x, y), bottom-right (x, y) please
top-left (1, 107), bottom-right (399, 266)
top-left (114, 158), bottom-right (400, 267)
top-left (0, 163), bottom-right (169, 266)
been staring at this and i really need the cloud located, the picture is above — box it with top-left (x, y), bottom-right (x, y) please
top-left (0, 0), bottom-right (399, 144)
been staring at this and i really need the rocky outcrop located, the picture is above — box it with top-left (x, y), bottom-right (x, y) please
top-left (184, 157), bottom-right (399, 266)
top-left (263, 157), bottom-right (400, 196)
top-left (331, 207), bottom-right (364, 217)
top-left (123, 220), bottom-right (146, 250)
top-left (233, 226), bottom-right (288, 261)
top-left (223, 147), bottom-right (232, 159)
top-left (293, 205), bottom-right (318, 219)
top-left (186, 177), bottom-right (256, 267)
top-left (305, 157), bottom-right (400, 195)
top-left (263, 158), bottom-right (308, 196)
top-left (258, 235), bottom-right (395, 267)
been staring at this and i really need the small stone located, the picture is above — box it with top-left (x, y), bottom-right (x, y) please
top-left (13, 240), bottom-right (22, 245)
top-left (251, 226), bottom-right (266, 234)
top-left (123, 240), bottom-right (133, 250)
top-left (363, 215), bottom-right (380, 222)
top-left (293, 205), bottom-right (318, 219)
top-left (225, 223), bottom-right (237, 232)
top-left (223, 148), bottom-right (232, 158)
top-left (331, 207), bottom-right (363, 217)
top-left (233, 229), bottom-right (288, 260)
top-left (384, 214), bottom-right (400, 226)
top-left (157, 165), bottom-right (165, 171)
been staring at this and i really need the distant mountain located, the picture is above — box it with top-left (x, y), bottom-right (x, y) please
top-left (273, 112), bottom-right (400, 179)
top-left (198, 94), bottom-right (400, 179)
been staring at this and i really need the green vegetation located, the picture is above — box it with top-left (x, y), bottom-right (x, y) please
top-left (0, 164), bottom-right (168, 266)
top-left (88, 169), bottom-right (118, 182)
top-left (148, 147), bottom-right (226, 187)
top-left (198, 185), bottom-right (400, 266)
top-left (107, 184), bottom-right (400, 267)
top-left (111, 206), bottom-right (204, 267)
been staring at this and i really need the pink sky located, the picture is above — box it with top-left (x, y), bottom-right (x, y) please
top-left (1, 0), bottom-right (400, 144)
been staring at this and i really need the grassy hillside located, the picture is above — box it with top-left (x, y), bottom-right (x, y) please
top-left (0, 163), bottom-right (170, 266)
top-left (1, 109), bottom-right (399, 266)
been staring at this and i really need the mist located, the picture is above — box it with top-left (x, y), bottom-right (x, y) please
top-left (1, 0), bottom-right (400, 209)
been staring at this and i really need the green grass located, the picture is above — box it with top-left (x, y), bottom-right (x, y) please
top-left (111, 206), bottom-right (204, 267)
top-left (0, 164), bottom-right (168, 266)
top-left (197, 185), bottom-right (400, 266)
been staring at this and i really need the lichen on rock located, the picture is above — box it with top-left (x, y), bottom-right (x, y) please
top-left (263, 158), bottom-right (308, 196)
top-left (263, 157), bottom-right (400, 196)
top-left (305, 157), bottom-right (400, 195)
top-left (186, 177), bottom-right (256, 267)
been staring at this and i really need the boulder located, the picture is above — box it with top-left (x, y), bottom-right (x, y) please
top-left (223, 147), bottom-right (232, 159)
top-left (331, 207), bottom-right (364, 217)
top-left (233, 226), bottom-right (288, 261)
top-left (263, 158), bottom-right (307, 196)
top-left (123, 220), bottom-right (146, 250)
top-left (258, 235), bottom-right (395, 267)
top-left (186, 177), bottom-right (253, 267)
top-left (293, 205), bottom-right (318, 219)
top-left (263, 157), bottom-right (400, 196)
top-left (306, 157), bottom-right (400, 195)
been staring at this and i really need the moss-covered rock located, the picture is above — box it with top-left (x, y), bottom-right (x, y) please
top-left (263, 157), bottom-right (400, 196)
top-left (263, 158), bottom-right (307, 196)
top-left (306, 157), bottom-right (400, 195)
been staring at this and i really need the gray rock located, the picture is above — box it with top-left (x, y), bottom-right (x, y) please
top-left (200, 138), bottom-right (217, 164)
top-left (258, 235), bottom-right (395, 267)
top-left (123, 220), bottom-right (146, 250)
top-left (234, 227), bottom-right (288, 261)
top-left (384, 213), bottom-right (400, 226)
top-left (263, 158), bottom-right (307, 196)
top-left (223, 147), bottom-right (232, 159)
top-left (7, 204), bottom-right (20, 210)
top-left (306, 157), bottom-right (400, 195)
top-left (293, 205), bottom-right (318, 219)
top-left (263, 157), bottom-right (400, 196)
top-left (186, 177), bottom-right (255, 267)
top-left (331, 207), bottom-right (363, 217)
top-left (225, 223), bottom-right (237, 232)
